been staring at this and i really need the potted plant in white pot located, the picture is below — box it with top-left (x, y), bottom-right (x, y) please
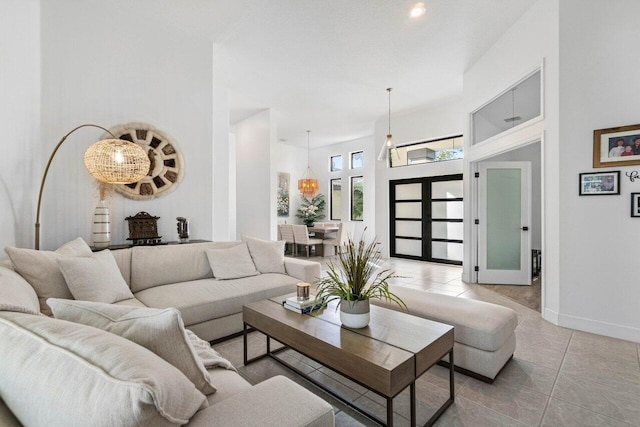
top-left (313, 233), bottom-right (406, 328)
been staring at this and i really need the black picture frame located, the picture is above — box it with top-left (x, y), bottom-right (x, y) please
top-left (631, 193), bottom-right (640, 217)
top-left (579, 171), bottom-right (620, 196)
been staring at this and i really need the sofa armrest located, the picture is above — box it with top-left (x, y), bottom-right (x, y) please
top-left (284, 257), bottom-right (321, 282)
top-left (186, 376), bottom-right (334, 427)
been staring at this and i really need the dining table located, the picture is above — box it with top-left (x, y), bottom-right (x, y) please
top-left (306, 225), bottom-right (338, 238)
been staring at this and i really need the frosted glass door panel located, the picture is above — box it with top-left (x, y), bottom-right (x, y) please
top-left (432, 242), bottom-right (463, 261)
top-left (432, 222), bottom-right (463, 240)
top-left (431, 201), bottom-right (463, 219)
top-left (395, 183), bottom-right (422, 200)
top-left (395, 221), bottom-right (422, 238)
top-left (395, 239), bottom-right (422, 257)
top-left (432, 181), bottom-right (463, 199)
top-left (487, 169), bottom-right (521, 270)
top-left (396, 202), bottom-right (422, 218)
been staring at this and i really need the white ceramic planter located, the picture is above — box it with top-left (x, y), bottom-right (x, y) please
top-left (339, 299), bottom-right (370, 328)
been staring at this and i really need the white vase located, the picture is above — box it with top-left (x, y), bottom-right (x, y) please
top-left (91, 199), bottom-right (111, 248)
top-left (339, 299), bottom-right (370, 328)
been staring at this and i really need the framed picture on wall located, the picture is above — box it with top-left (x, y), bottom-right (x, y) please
top-left (593, 124), bottom-right (640, 168)
top-left (277, 172), bottom-right (290, 217)
top-left (630, 193), bottom-right (640, 217)
top-left (579, 171), bottom-right (620, 195)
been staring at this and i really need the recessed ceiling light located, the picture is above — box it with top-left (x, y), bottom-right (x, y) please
top-left (410, 2), bottom-right (426, 18)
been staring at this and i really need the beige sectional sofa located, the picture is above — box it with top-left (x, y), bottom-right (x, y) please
top-left (0, 239), bottom-right (332, 427)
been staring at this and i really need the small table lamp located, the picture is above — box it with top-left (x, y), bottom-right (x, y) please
top-left (35, 124), bottom-right (151, 250)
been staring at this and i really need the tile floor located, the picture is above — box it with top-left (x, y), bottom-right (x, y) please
top-left (214, 257), bottom-right (640, 426)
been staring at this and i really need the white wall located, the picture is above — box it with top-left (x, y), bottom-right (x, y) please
top-left (310, 136), bottom-right (376, 240)
top-left (274, 142), bottom-right (308, 227)
top-left (556, 0), bottom-right (640, 341)
top-left (212, 86), bottom-right (234, 241)
top-left (235, 109), bottom-right (274, 240)
top-left (463, 0), bottom-right (560, 318)
top-left (39, 0), bottom-right (214, 249)
top-left (0, 0), bottom-right (40, 257)
top-left (375, 100), bottom-right (465, 256)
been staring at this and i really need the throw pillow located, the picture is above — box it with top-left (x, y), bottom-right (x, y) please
top-left (0, 310), bottom-right (206, 426)
top-left (4, 237), bottom-right (93, 315)
top-left (205, 243), bottom-right (259, 280)
top-left (56, 249), bottom-right (133, 303)
top-left (241, 235), bottom-right (286, 274)
top-left (47, 299), bottom-right (230, 395)
top-left (0, 266), bottom-right (41, 316)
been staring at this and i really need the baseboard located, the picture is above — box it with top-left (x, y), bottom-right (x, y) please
top-left (543, 308), bottom-right (559, 324)
top-left (557, 312), bottom-right (640, 343)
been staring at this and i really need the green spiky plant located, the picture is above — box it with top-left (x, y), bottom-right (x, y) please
top-left (313, 232), bottom-right (406, 311)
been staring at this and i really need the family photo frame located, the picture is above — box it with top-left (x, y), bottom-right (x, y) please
top-left (631, 193), bottom-right (640, 217)
top-left (579, 171), bottom-right (620, 196)
top-left (593, 123), bottom-right (640, 168)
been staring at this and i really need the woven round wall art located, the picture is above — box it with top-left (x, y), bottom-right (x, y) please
top-left (104, 123), bottom-right (184, 200)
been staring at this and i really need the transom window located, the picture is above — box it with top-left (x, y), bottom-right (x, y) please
top-left (330, 155), bottom-right (342, 172)
top-left (350, 151), bottom-right (363, 169)
top-left (390, 135), bottom-right (463, 168)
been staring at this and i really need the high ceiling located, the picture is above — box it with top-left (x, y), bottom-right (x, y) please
top-left (138, 0), bottom-right (538, 146)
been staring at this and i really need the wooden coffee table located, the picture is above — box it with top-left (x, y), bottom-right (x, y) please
top-left (243, 296), bottom-right (454, 426)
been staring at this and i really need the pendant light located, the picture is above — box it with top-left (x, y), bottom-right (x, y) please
top-left (298, 130), bottom-right (319, 199)
top-left (377, 87), bottom-right (398, 162)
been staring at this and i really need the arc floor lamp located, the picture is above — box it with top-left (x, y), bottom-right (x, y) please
top-left (35, 124), bottom-right (150, 250)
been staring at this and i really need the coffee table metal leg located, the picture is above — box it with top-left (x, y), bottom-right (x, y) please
top-left (410, 382), bottom-right (416, 426)
top-left (243, 322), bottom-right (248, 365)
top-left (387, 396), bottom-right (394, 427)
top-left (449, 349), bottom-right (455, 400)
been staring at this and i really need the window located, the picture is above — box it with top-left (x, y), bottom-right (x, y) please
top-left (330, 155), bottom-right (342, 171)
top-left (471, 69), bottom-right (541, 144)
top-left (350, 176), bottom-right (363, 221)
top-left (390, 135), bottom-right (463, 168)
top-left (330, 179), bottom-right (342, 220)
top-left (350, 151), bottom-right (363, 169)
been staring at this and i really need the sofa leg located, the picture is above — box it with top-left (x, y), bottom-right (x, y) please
top-left (436, 354), bottom-right (513, 384)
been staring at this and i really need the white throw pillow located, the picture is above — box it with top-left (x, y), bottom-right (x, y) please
top-left (241, 235), bottom-right (286, 274)
top-left (0, 310), bottom-right (206, 426)
top-left (4, 237), bottom-right (93, 315)
top-left (205, 243), bottom-right (259, 280)
top-left (56, 249), bottom-right (133, 304)
top-left (47, 299), bottom-right (231, 395)
top-left (0, 266), bottom-right (42, 316)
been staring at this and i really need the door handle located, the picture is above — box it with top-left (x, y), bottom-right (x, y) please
top-left (521, 226), bottom-right (529, 231)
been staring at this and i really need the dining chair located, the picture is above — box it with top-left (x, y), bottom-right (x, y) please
top-left (279, 224), bottom-right (296, 255)
top-left (292, 224), bottom-right (323, 258)
top-left (323, 222), bottom-right (355, 255)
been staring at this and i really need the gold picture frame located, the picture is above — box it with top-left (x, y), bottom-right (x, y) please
top-left (593, 123), bottom-right (640, 168)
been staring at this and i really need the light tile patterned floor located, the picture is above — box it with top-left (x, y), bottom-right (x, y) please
top-left (214, 257), bottom-right (640, 426)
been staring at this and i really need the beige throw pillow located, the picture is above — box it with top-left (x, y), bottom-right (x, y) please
top-left (205, 243), bottom-right (259, 280)
top-left (47, 299), bottom-right (224, 395)
top-left (241, 235), bottom-right (286, 274)
top-left (4, 238), bottom-right (93, 315)
top-left (0, 310), bottom-right (206, 426)
top-left (56, 249), bottom-right (133, 303)
top-left (0, 266), bottom-right (41, 315)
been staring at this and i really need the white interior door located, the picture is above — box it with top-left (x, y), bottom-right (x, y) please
top-left (478, 161), bottom-right (531, 285)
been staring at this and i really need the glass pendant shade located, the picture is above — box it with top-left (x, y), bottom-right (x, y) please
top-left (84, 139), bottom-right (150, 184)
top-left (378, 88), bottom-right (398, 163)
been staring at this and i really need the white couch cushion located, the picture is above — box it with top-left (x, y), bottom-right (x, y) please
top-left (4, 238), bottom-right (93, 315)
top-left (135, 274), bottom-right (299, 326)
top-left (205, 243), bottom-right (259, 280)
top-left (0, 311), bottom-right (206, 426)
top-left (373, 285), bottom-right (518, 352)
top-left (130, 242), bottom-right (241, 293)
top-left (242, 235), bottom-right (286, 274)
top-left (0, 265), bottom-right (40, 315)
top-left (47, 299), bottom-right (229, 395)
top-left (57, 249), bottom-right (134, 303)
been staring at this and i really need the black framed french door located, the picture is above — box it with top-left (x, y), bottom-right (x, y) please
top-left (389, 174), bottom-right (463, 265)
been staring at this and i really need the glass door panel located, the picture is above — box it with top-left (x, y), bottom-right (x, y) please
top-left (432, 222), bottom-right (464, 240)
top-left (395, 220), bottom-right (422, 238)
top-left (395, 239), bottom-right (422, 257)
top-left (432, 180), bottom-right (463, 199)
top-left (486, 169), bottom-right (521, 270)
top-left (395, 202), bottom-right (422, 218)
top-left (395, 183), bottom-right (422, 199)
